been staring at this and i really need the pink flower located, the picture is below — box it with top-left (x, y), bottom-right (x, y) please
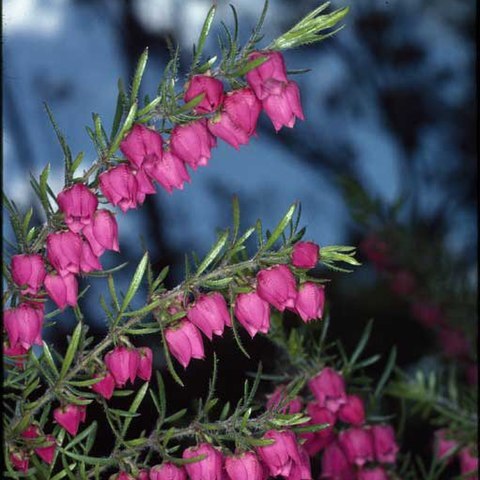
top-left (266, 385), bottom-right (303, 414)
top-left (116, 473), bottom-right (135, 480)
top-left (137, 347), bottom-right (153, 381)
top-left (338, 394), bottom-right (366, 426)
top-left (44, 272), bottom-right (78, 310)
top-left (320, 442), bottom-right (355, 480)
top-left (459, 446), bottom-right (479, 478)
top-left (80, 239), bottom-right (102, 273)
top-left (338, 427), bottom-right (374, 467)
top-left (105, 346), bottom-right (140, 387)
top-left (3, 340), bottom-right (29, 368)
top-left (256, 264), bottom-right (297, 312)
top-left (149, 463), bottom-right (186, 480)
top-left (133, 167), bottom-right (157, 204)
top-left (289, 446), bottom-right (312, 480)
top-left (371, 425), bottom-right (399, 464)
top-left (35, 435), bottom-right (57, 464)
top-left (291, 242), bottom-right (319, 269)
top-left (262, 81), bottom-right (304, 132)
top-left (137, 470), bottom-right (149, 480)
top-left (301, 403), bottom-right (336, 456)
top-left (4, 304), bottom-right (43, 349)
top-left (294, 282), bottom-right (325, 323)
top-left (224, 452), bottom-right (264, 480)
top-left (143, 149), bottom-right (190, 194)
top-left (183, 443), bottom-right (224, 480)
top-left (165, 320), bottom-right (205, 368)
top-left (256, 430), bottom-right (302, 478)
top-left (11, 254), bottom-right (46, 295)
top-left (57, 183), bottom-right (98, 233)
top-left (170, 119), bottom-right (216, 170)
top-left (21, 425), bottom-right (41, 439)
top-left (82, 209), bottom-right (120, 257)
top-left (357, 467), bottom-right (389, 480)
top-left (47, 231), bottom-right (83, 276)
top-left (187, 292), bottom-right (231, 340)
top-left (10, 450), bottom-right (29, 472)
top-left (207, 88), bottom-right (262, 149)
top-left (184, 75), bottom-right (224, 114)
top-left (246, 51), bottom-right (288, 100)
top-left (91, 372), bottom-right (116, 400)
top-left (99, 164), bottom-right (138, 213)
top-left (53, 404), bottom-right (85, 436)
top-left (234, 291), bottom-right (271, 338)
top-left (120, 123), bottom-right (164, 170)
top-left (308, 367), bottom-right (347, 413)
top-left (434, 429), bottom-right (458, 461)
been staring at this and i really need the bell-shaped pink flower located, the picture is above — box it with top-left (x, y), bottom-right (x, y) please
top-left (357, 467), bottom-right (389, 480)
top-left (80, 239), bottom-right (102, 273)
top-left (291, 241), bottom-right (319, 269)
top-left (120, 123), bottom-right (164, 170)
top-left (11, 254), bottom-right (46, 295)
top-left (105, 346), bottom-right (140, 387)
top-left (82, 209), bottom-right (120, 257)
top-left (183, 443), bottom-right (224, 480)
top-left (434, 429), bottom-right (458, 461)
top-left (137, 347), bottom-right (153, 381)
top-left (246, 51), bottom-right (288, 100)
top-left (187, 292), bottom-right (231, 340)
top-left (44, 272), bottom-right (78, 310)
top-left (57, 183), bottom-right (98, 233)
top-left (35, 435), bottom-right (57, 464)
top-left (3, 340), bottom-right (29, 368)
top-left (133, 167), bottom-right (157, 205)
top-left (208, 88), bottom-right (262, 149)
top-left (459, 446), bottom-right (478, 478)
top-left (91, 372), bottom-right (116, 400)
top-left (115, 473), bottom-right (135, 480)
top-left (256, 264), bottom-right (297, 312)
top-left (320, 442), bottom-right (355, 480)
top-left (338, 427), bottom-right (374, 467)
top-left (308, 367), bottom-right (347, 413)
top-left (21, 425), bottom-right (41, 439)
top-left (143, 149), bottom-right (190, 194)
top-left (294, 282), bottom-right (325, 323)
top-left (149, 463), bottom-right (186, 480)
top-left (184, 75), bottom-right (224, 114)
top-left (170, 119), bottom-right (216, 170)
top-left (4, 304), bottom-right (43, 349)
top-left (266, 385), bottom-right (303, 414)
top-left (137, 470), bottom-right (149, 480)
top-left (165, 320), bottom-right (205, 368)
top-left (234, 291), bottom-right (270, 338)
top-left (53, 404), bottom-right (84, 436)
top-left (301, 402), bottom-right (336, 457)
top-left (289, 445), bottom-right (312, 480)
top-left (256, 430), bottom-right (302, 478)
top-left (99, 164), bottom-right (138, 213)
top-left (47, 231), bottom-right (83, 276)
top-left (339, 394), bottom-right (366, 426)
top-left (262, 81), bottom-right (304, 132)
top-left (224, 452), bottom-right (264, 480)
top-left (371, 425), bottom-right (398, 464)
top-left (10, 450), bottom-right (29, 472)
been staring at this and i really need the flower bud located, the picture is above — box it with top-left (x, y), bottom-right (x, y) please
top-left (137, 470), bottom-right (149, 480)
top-left (184, 75), bottom-right (224, 114)
top-left (80, 238), bottom-right (102, 273)
top-left (143, 149), bottom-right (190, 194)
top-left (301, 402), bottom-right (336, 456)
top-left (10, 450), bottom-right (29, 472)
top-left (120, 124), bottom-right (164, 170)
top-left (256, 264), bottom-right (297, 312)
top-left (11, 254), bottom-right (46, 295)
top-left (308, 367), bottom-right (347, 413)
top-left (57, 183), bottom-right (98, 233)
top-left (294, 282), bottom-right (325, 323)
top-left (234, 291), bottom-right (271, 338)
top-left (338, 427), bottom-right (374, 467)
top-left (165, 320), bottom-right (205, 368)
top-left (44, 272), bottom-right (78, 310)
top-left (321, 442), bottom-right (355, 480)
top-left (187, 292), bottom-right (231, 340)
top-left (4, 304), bottom-right (43, 349)
top-left (266, 385), bottom-right (303, 414)
top-left (291, 241), bottom-right (319, 269)
top-left (99, 164), bottom-right (138, 213)
top-left (224, 452), bottom-right (264, 480)
top-left (91, 372), bottom-right (116, 400)
top-left (371, 425), bottom-right (399, 464)
top-left (183, 443), bottom-right (224, 480)
top-left (53, 404), bottom-right (85, 436)
top-left (338, 394), bottom-right (366, 426)
top-left (3, 340), bottom-right (29, 368)
top-left (246, 51), bottom-right (288, 100)
top-left (35, 435), bottom-right (57, 464)
top-left (459, 446), bottom-right (478, 477)
top-left (262, 81), bottom-right (304, 132)
top-left (207, 88), bottom-right (261, 149)
top-left (137, 347), bottom-right (153, 381)
top-left (170, 119), bottom-right (216, 170)
top-left (82, 209), bottom-right (120, 257)
top-left (256, 430), bottom-right (301, 478)
top-left (21, 425), bottom-right (41, 439)
top-left (149, 463), bottom-right (186, 480)
top-left (47, 231), bottom-right (83, 276)
top-left (105, 346), bottom-right (140, 387)
top-left (357, 467), bottom-right (389, 480)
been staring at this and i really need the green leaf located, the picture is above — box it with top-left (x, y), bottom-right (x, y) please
top-left (263, 203), bottom-right (296, 251)
top-left (59, 322), bottom-right (82, 380)
top-left (108, 101), bottom-right (138, 156)
top-left (121, 381), bottom-right (149, 437)
top-left (118, 252), bottom-right (148, 316)
top-left (231, 195), bottom-right (240, 244)
top-left (230, 55), bottom-right (269, 77)
top-left (193, 5), bottom-right (216, 68)
top-left (61, 451), bottom-right (111, 466)
top-left (130, 48), bottom-right (149, 104)
top-left (41, 341), bottom-right (59, 377)
top-left (65, 422), bottom-right (97, 450)
top-left (196, 231), bottom-right (229, 276)
top-left (374, 347), bottom-right (397, 399)
top-left (159, 320), bottom-right (184, 387)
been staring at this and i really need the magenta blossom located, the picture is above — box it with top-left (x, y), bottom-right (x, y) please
top-left (338, 427), bottom-right (374, 467)
top-left (53, 404), bottom-right (85, 436)
top-left (224, 452), bottom-right (264, 480)
top-left (47, 230), bottom-right (83, 276)
top-left (266, 385), bottom-right (303, 414)
top-left (434, 429), bottom-right (458, 461)
top-left (4, 304), bottom-right (43, 349)
top-left (294, 282), bottom-right (325, 323)
top-left (291, 241), bottom-right (319, 269)
top-left (184, 75), bottom-right (224, 114)
top-left (308, 367), bottom-right (347, 413)
top-left (57, 183), bottom-right (98, 233)
top-left (44, 272), bottom-right (78, 310)
top-left (35, 435), bottom-right (57, 465)
top-left (301, 402), bottom-right (336, 457)
top-left (357, 467), bottom-right (389, 480)
top-left (256, 264), bottom-right (297, 312)
top-left (321, 441), bottom-right (355, 479)
top-left (91, 372), bottom-right (116, 400)
top-left (105, 346), bottom-right (140, 388)
top-left (11, 254), bottom-right (46, 295)
top-left (165, 320), bottom-right (205, 368)
top-left (137, 347), bottom-right (153, 381)
top-left (371, 424), bottom-right (399, 464)
top-left (187, 292), bottom-right (231, 340)
top-left (99, 164), bottom-right (138, 213)
top-left (459, 446), bottom-right (479, 478)
top-left (82, 209), bottom-right (120, 257)
top-left (183, 443), bottom-right (223, 480)
top-left (10, 450), bottom-right (29, 472)
top-left (149, 463), bottom-right (186, 480)
top-left (339, 394), bottom-right (366, 426)
top-left (234, 291), bottom-right (271, 338)
top-left (79, 239), bottom-right (102, 274)
top-left (120, 123), bottom-right (163, 170)
top-left (246, 51), bottom-right (288, 100)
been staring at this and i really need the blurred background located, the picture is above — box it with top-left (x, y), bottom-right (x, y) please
top-left (3, 0), bottom-right (477, 473)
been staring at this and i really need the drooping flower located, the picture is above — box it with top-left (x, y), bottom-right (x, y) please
top-left (183, 443), bottom-right (224, 480)
top-left (120, 123), bottom-right (164, 170)
top-left (246, 51), bottom-right (288, 100)
top-left (320, 441), bottom-right (355, 480)
top-left (149, 462), bottom-right (186, 480)
top-left (105, 346), bottom-right (140, 388)
top-left (10, 450), bottom-right (29, 472)
top-left (165, 320), bottom-right (205, 368)
top-left (35, 435), bottom-right (57, 464)
top-left (234, 291), bottom-right (271, 338)
top-left (187, 292), bottom-right (231, 340)
top-left (308, 367), bottom-right (347, 413)
top-left (79, 239), bottom-right (102, 274)
top-left (459, 446), bottom-right (479, 478)
top-left (434, 429), bottom-right (458, 461)
top-left (371, 425), bottom-right (399, 464)
top-left (357, 467), bottom-right (389, 480)
top-left (53, 404), bottom-right (85, 436)
top-left (82, 209), bottom-right (120, 257)
top-left (291, 241), bottom-right (319, 269)
top-left (3, 340), bottom-right (29, 368)
top-left (338, 394), bottom-right (366, 426)
top-left (294, 282), bottom-right (325, 323)
top-left (338, 427), bottom-right (374, 467)
top-left (57, 183), bottom-right (98, 233)
top-left (99, 164), bottom-right (138, 213)
top-left (91, 372), bottom-right (116, 400)
top-left (46, 231), bottom-right (83, 276)
top-left (224, 452), bottom-right (264, 480)
top-left (184, 75), bottom-right (224, 114)
top-left (266, 385), bottom-right (303, 414)
top-left (11, 254), bottom-right (46, 295)
top-left (44, 272), bottom-right (78, 310)
top-left (4, 304), bottom-right (43, 349)
top-left (288, 445), bottom-right (312, 480)
top-left (301, 402), bottom-right (336, 456)
top-left (256, 264), bottom-right (297, 312)
top-left (137, 347), bottom-right (153, 381)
